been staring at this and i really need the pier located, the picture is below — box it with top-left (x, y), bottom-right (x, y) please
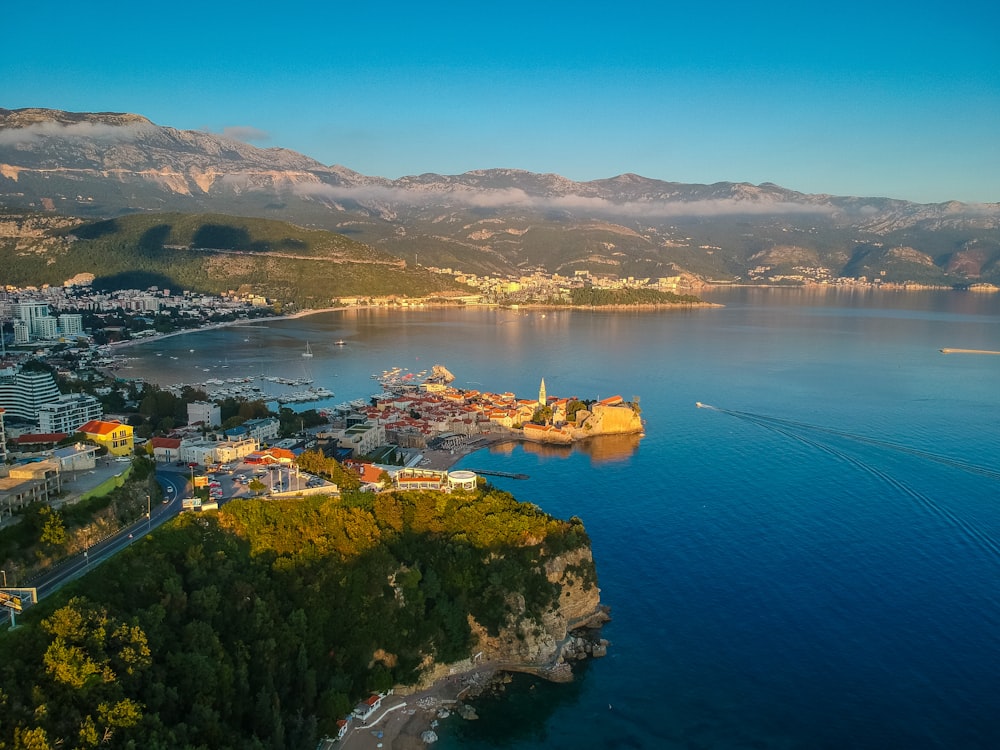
top-left (468, 469), bottom-right (530, 480)
top-left (939, 348), bottom-right (1000, 355)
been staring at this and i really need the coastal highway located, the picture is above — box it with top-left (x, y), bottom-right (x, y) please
top-left (1, 469), bottom-right (188, 626)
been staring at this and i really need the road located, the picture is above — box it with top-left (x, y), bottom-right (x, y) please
top-left (2, 460), bottom-right (330, 625)
top-left (1, 468), bottom-right (188, 625)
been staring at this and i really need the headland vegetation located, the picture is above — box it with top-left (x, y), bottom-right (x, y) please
top-left (0, 478), bottom-right (609, 749)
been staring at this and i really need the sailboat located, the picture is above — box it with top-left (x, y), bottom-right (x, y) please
top-left (302, 342), bottom-right (314, 358)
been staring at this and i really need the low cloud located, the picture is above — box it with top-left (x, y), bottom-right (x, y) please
top-left (292, 182), bottom-right (836, 218)
top-left (0, 121), bottom-right (146, 146)
top-left (218, 126), bottom-right (270, 144)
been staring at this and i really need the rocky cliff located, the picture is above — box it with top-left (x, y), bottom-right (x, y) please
top-left (406, 545), bottom-right (609, 689)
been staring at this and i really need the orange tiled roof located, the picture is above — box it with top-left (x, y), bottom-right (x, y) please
top-left (79, 419), bottom-right (125, 436)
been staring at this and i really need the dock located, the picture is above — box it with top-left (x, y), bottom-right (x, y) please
top-left (939, 348), bottom-right (1000, 355)
top-left (468, 469), bottom-right (530, 480)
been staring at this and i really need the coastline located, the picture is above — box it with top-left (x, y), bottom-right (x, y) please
top-left (102, 299), bottom-right (724, 353)
top-left (103, 305), bottom-right (352, 351)
top-left (334, 667), bottom-right (497, 750)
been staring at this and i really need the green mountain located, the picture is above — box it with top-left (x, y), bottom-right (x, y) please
top-left (0, 211), bottom-right (464, 306)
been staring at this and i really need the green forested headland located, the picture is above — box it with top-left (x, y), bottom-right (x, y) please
top-left (0, 488), bottom-right (593, 750)
top-left (562, 287), bottom-right (705, 306)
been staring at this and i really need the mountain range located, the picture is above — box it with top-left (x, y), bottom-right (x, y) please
top-left (2, 107), bottom-right (999, 285)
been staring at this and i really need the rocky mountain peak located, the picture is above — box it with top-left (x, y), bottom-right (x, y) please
top-left (0, 107), bottom-right (153, 129)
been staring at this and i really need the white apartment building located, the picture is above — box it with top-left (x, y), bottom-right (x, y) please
top-left (225, 417), bottom-right (280, 445)
top-left (13, 302), bottom-right (50, 337)
top-left (13, 320), bottom-right (30, 345)
top-left (187, 401), bottom-right (221, 428)
top-left (213, 438), bottom-right (257, 463)
top-left (0, 366), bottom-right (61, 423)
top-left (37, 393), bottom-right (103, 434)
top-left (179, 438), bottom-right (218, 466)
top-left (34, 316), bottom-right (59, 340)
top-left (328, 420), bottom-right (386, 458)
top-left (58, 314), bottom-right (84, 336)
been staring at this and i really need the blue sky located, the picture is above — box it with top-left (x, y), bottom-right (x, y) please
top-left (3, 1), bottom-right (998, 203)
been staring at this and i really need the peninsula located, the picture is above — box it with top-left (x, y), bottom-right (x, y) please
top-left (355, 367), bottom-right (644, 453)
top-left (0, 480), bottom-right (609, 750)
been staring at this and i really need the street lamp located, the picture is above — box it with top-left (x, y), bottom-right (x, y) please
top-left (1, 569), bottom-right (6, 587)
top-left (146, 494), bottom-right (151, 531)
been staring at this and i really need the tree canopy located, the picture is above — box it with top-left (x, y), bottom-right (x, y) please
top-left (0, 487), bottom-right (593, 749)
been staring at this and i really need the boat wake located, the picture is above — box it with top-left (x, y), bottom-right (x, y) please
top-left (699, 404), bottom-right (1000, 563)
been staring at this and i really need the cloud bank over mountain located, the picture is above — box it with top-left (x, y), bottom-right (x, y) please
top-left (293, 182), bottom-right (838, 218)
top-left (0, 121), bottom-right (148, 146)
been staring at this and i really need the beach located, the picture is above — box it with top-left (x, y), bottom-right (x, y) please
top-left (103, 305), bottom-right (352, 351)
top-left (331, 667), bottom-right (500, 750)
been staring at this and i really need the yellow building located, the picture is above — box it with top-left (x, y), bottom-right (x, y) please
top-left (78, 419), bottom-right (134, 457)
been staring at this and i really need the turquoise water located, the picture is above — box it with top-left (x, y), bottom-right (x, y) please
top-left (125, 289), bottom-right (1000, 749)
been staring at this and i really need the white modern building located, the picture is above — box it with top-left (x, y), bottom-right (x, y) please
top-left (37, 393), bottom-right (104, 434)
top-left (177, 437), bottom-right (257, 466)
top-left (58, 314), bottom-right (84, 336)
top-left (225, 417), bottom-right (280, 445)
top-left (13, 320), bottom-right (30, 345)
top-left (179, 438), bottom-right (218, 466)
top-left (326, 420), bottom-right (386, 458)
top-left (213, 437), bottom-right (257, 463)
top-left (34, 316), bottom-right (59, 340)
top-left (187, 401), bottom-right (221, 428)
top-left (13, 302), bottom-right (50, 338)
top-left (0, 366), bottom-right (61, 423)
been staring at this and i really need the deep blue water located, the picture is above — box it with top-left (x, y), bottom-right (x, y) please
top-left (125, 289), bottom-right (1000, 749)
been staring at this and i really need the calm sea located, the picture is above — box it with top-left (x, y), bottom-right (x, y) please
top-left (124, 289), bottom-right (1000, 749)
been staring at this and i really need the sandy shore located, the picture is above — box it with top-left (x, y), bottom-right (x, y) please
top-left (103, 305), bottom-right (352, 351)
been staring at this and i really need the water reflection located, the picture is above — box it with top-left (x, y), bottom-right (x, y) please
top-left (486, 433), bottom-right (641, 466)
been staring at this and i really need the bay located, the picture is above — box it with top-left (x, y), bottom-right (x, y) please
top-left (123, 288), bottom-right (1000, 749)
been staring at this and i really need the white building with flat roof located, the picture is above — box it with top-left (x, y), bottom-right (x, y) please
top-left (13, 320), bottom-right (30, 345)
top-left (58, 314), bottom-right (84, 336)
top-left (187, 401), bottom-right (221, 428)
top-left (37, 393), bottom-right (103, 434)
top-left (328, 420), bottom-right (386, 458)
top-left (34, 316), bottom-right (58, 340)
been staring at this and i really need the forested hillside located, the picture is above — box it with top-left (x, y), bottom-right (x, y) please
top-left (0, 488), bottom-right (594, 749)
top-left (0, 211), bottom-right (464, 307)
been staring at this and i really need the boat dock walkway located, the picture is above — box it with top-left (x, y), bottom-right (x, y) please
top-left (940, 348), bottom-right (1000, 355)
top-left (468, 469), bottom-right (530, 480)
